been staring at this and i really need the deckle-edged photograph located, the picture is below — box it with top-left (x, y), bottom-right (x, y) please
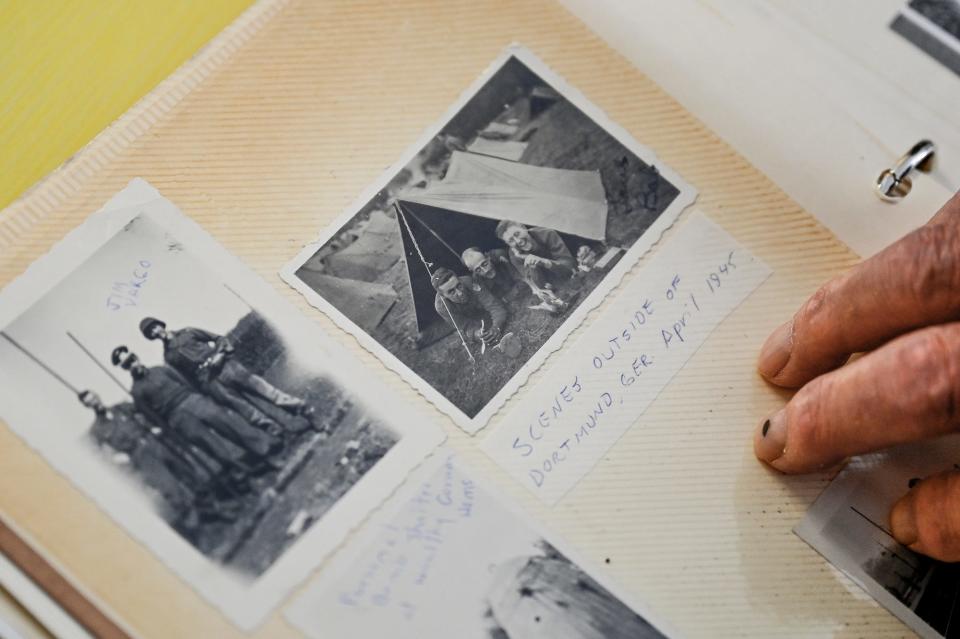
top-left (796, 438), bottom-right (960, 639)
top-left (281, 46), bottom-right (696, 432)
top-left (0, 180), bottom-right (444, 630)
top-left (892, 0), bottom-right (960, 77)
top-left (285, 452), bottom-right (672, 639)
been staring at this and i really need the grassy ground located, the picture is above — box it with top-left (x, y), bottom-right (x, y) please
top-left (375, 266), bottom-right (618, 419)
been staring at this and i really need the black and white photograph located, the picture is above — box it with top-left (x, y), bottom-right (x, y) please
top-left (0, 180), bottom-right (444, 630)
top-left (892, 0), bottom-right (960, 77)
top-left (285, 452), bottom-right (672, 639)
top-left (796, 439), bottom-right (960, 639)
top-left (281, 46), bottom-right (695, 432)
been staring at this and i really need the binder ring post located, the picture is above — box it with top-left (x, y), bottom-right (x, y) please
top-left (875, 140), bottom-right (937, 202)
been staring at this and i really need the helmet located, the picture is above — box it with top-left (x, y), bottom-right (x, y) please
top-left (139, 317), bottom-right (166, 339)
top-left (111, 345), bottom-right (129, 366)
top-left (430, 267), bottom-right (457, 291)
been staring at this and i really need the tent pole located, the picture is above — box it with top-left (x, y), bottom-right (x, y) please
top-left (66, 331), bottom-right (131, 397)
top-left (395, 203), bottom-right (476, 365)
top-left (222, 283), bottom-right (255, 313)
top-left (400, 205), bottom-right (462, 262)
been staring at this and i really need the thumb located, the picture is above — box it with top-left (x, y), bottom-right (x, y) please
top-left (890, 470), bottom-right (960, 562)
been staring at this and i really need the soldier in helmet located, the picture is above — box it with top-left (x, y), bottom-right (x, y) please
top-left (112, 346), bottom-right (280, 478)
top-left (82, 389), bottom-right (194, 516)
top-left (431, 267), bottom-right (508, 348)
top-left (79, 390), bottom-right (242, 529)
top-left (138, 317), bottom-right (311, 436)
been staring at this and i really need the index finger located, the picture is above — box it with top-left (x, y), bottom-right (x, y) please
top-left (755, 323), bottom-right (960, 473)
top-left (759, 191), bottom-right (960, 388)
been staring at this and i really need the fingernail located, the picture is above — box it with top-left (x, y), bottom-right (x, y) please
top-left (758, 320), bottom-right (793, 380)
top-left (890, 495), bottom-right (919, 547)
top-left (755, 408), bottom-right (787, 463)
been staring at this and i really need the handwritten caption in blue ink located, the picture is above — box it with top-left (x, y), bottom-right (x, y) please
top-left (336, 456), bottom-right (474, 619)
top-left (514, 254), bottom-right (737, 488)
top-left (106, 259), bottom-right (151, 311)
top-left (482, 213), bottom-right (772, 504)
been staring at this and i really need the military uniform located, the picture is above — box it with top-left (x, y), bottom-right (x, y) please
top-left (130, 365), bottom-right (276, 467)
top-left (472, 248), bottom-right (523, 300)
top-left (506, 226), bottom-right (576, 288)
top-left (433, 276), bottom-right (508, 343)
top-left (93, 402), bottom-right (221, 479)
top-left (89, 402), bottom-right (197, 518)
top-left (162, 326), bottom-right (303, 430)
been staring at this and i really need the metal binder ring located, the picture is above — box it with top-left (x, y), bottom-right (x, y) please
top-left (875, 140), bottom-right (937, 202)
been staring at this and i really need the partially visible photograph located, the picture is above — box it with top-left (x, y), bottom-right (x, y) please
top-left (892, 0), bottom-right (960, 77)
top-left (796, 439), bottom-right (960, 639)
top-left (0, 181), bottom-right (444, 629)
top-left (285, 453), bottom-right (671, 638)
top-left (282, 47), bottom-right (695, 431)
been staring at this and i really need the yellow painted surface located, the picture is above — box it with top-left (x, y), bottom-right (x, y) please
top-left (0, 0), bottom-right (254, 210)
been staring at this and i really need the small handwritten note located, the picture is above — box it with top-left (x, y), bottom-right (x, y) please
top-left (334, 456), bottom-right (475, 619)
top-left (285, 453), bottom-right (668, 638)
top-left (482, 212), bottom-right (771, 504)
top-left (105, 259), bottom-right (152, 311)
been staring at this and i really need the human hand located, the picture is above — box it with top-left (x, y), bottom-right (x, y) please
top-left (523, 254), bottom-right (550, 269)
top-left (477, 326), bottom-right (500, 346)
top-left (753, 192), bottom-right (960, 561)
top-left (577, 245), bottom-right (597, 269)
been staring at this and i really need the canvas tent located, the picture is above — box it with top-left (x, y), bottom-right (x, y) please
top-left (295, 271), bottom-right (397, 331)
top-left (529, 85), bottom-right (560, 117)
top-left (395, 151), bottom-right (608, 334)
top-left (324, 209), bottom-right (402, 281)
top-left (402, 151), bottom-right (607, 241)
top-left (466, 138), bottom-right (528, 161)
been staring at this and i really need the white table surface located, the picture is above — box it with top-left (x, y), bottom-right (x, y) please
top-left (562, 0), bottom-right (959, 257)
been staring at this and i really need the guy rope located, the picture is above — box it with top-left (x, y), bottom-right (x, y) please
top-left (67, 331), bottom-right (131, 396)
top-left (394, 202), bottom-right (476, 364)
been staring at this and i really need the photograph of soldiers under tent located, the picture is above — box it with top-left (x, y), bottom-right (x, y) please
top-left (0, 213), bottom-right (398, 578)
top-left (289, 54), bottom-right (685, 422)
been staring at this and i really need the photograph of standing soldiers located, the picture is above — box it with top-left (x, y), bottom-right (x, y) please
top-left (0, 214), bottom-right (399, 578)
top-left (140, 317), bottom-right (315, 433)
top-left (289, 53), bottom-right (686, 421)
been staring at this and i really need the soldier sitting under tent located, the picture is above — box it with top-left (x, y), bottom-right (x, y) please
top-left (112, 346), bottom-right (282, 482)
top-left (431, 267), bottom-right (508, 348)
top-left (79, 390), bottom-right (243, 535)
top-left (139, 317), bottom-right (313, 440)
top-left (460, 247), bottom-right (524, 301)
top-left (494, 220), bottom-right (579, 312)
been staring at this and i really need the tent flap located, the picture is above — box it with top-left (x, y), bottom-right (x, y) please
top-left (400, 151), bottom-right (607, 241)
top-left (325, 209), bottom-right (402, 281)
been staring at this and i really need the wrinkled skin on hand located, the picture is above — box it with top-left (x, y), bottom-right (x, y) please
top-left (754, 191), bottom-right (960, 561)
